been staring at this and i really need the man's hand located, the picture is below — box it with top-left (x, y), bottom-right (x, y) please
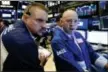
top-left (104, 63), bottom-right (108, 71)
top-left (38, 46), bottom-right (52, 66)
top-left (38, 52), bottom-right (47, 66)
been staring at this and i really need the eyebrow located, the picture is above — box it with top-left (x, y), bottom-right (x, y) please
top-left (35, 18), bottom-right (47, 22)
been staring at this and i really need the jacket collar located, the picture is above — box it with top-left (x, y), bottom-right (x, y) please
top-left (15, 20), bottom-right (36, 40)
top-left (55, 26), bottom-right (73, 41)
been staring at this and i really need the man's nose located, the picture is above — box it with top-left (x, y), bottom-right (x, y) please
top-left (41, 24), bottom-right (47, 30)
top-left (70, 22), bottom-right (74, 26)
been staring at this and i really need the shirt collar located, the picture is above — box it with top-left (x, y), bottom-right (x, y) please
top-left (56, 26), bottom-right (72, 38)
top-left (24, 23), bottom-right (36, 40)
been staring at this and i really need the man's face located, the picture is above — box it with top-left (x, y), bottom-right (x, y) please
top-left (25, 7), bottom-right (48, 36)
top-left (60, 11), bottom-right (78, 33)
top-left (0, 21), bottom-right (5, 29)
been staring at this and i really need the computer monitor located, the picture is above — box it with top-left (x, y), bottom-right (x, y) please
top-left (100, 16), bottom-right (108, 30)
top-left (88, 17), bottom-right (100, 30)
top-left (99, 1), bottom-right (107, 10)
top-left (2, 13), bottom-right (11, 18)
top-left (77, 19), bottom-right (88, 30)
top-left (87, 31), bottom-right (108, 45)
top-left (76, 4), bottom-right (97, 16)
top-left (99, 1), bottom-right (108, 16)
top-left (1, 9), bottom-right (12, 19)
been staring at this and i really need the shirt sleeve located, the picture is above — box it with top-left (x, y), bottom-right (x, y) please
top-left (86, 41), bottom-right (99, 64)
top-left (95, 55), bottom-right (108, 68)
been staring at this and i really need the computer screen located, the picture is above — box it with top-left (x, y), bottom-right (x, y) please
top-left (1, 9), bottom-right (12, 19)
top-left (90, 4), bottom-right (97, 15)
top-left (2, 13), bottom-right (11, 18)
top-left (87, 31), bottom-right (108, 45)
top-left (0, 9), bottom-right (16, 20)
top-left (99, 1), bottom-right (107, 10)
top-left (76, 4), bottom-right (97, 16)
top-left (77, 19), bottom-right (88, 30)
top-left (88, 17), bottom-right (100, 30)
top-left (100, 16), bottom-right (108, 30)
top-left (99, 1), bottom-right (108, 16)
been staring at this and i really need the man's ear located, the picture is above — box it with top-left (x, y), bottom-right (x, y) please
top-left (22, 14), bottom-right (29, 21)
top-left (59, 18), bottom-right (62, 23)
top-left (59, 18), bottom-right (63, 27)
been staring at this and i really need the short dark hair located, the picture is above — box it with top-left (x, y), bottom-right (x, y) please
top-left (0, 18), bottom-right (9, 26)
top-left (0, 18), bottom-right (3, 22)
top-left (23, 2), bottom-right (48, 16)
top-left (56, 14), bottom-right (62, 22)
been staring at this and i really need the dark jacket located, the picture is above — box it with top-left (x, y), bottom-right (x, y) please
top-left (2, 20), bottom-right (44, 71)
